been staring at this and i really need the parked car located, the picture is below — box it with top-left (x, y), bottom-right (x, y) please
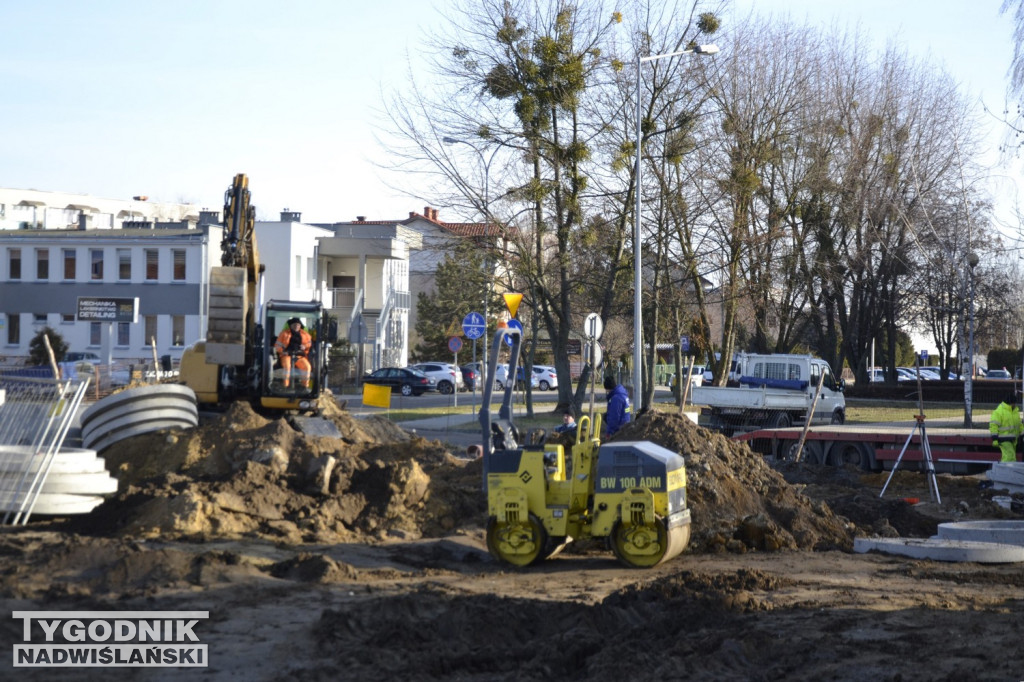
top-left (986, 368), bottom-right (1013, 380)
top-left (362, 367), bottom-right (436, 396)
top-left (64, 351), bottom-right (102, 363)
top-left (896, 367), bottom-right (918, 382)
top-left (670, 365), bottom-right (705, 395)
top-left (898, 367), bottom-right (936, 380)
top-left (532, 365), bottom-right (558, 391)
top-left (411, 362), bottom-right (464, 394)
top-left (460, 365), bottom-right (478, 391)
top-left (494, 364), bottom-right (539, 390)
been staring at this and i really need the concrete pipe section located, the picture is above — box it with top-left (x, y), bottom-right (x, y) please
top-left (937, 520), bottom-right (1024, 546)
top-left (79, 384), bottom-right (198, 453)
top-left (0, 445), bottom-right (117, 516)
top-left (854, 536), bottom-right (1024, 563)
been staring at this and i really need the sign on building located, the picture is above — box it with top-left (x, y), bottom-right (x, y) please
top-left (76, 297), bottom-right (139, 323)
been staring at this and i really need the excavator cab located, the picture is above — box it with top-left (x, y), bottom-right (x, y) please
top-left (259, 300), bottom-right (336, 411)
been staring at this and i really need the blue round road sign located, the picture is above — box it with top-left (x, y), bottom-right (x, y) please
top-left (448, 336), bottom-right (463, 353)
top-left (503, 319), bottom-right (523, 347)
top-left (462, 312), bottom-right (486, 340)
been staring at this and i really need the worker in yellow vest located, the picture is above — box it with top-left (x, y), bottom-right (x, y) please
top-left (989, 392), bottom-right (1023, 463)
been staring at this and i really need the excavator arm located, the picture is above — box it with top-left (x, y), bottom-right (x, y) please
top-left (205, 174), bottom-right (262, 375)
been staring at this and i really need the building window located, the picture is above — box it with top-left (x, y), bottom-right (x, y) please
top-left (89, 322), bottom-right (101, 346)
top-left (172, 249), bottom-right (186, 281)
top-left (117, 322), bottom-right (130, 347)
top-left (145, 249), bottom-right (158, 281)
top-left (172, 315), bottom-right (185, 346)
top-left (117, 249), bottom-right (131, 280)
top-left (295, 255), bottom-right (301, 287)
top-left (36, 249), bottom-right (48, 280)
top-left (63, 249), bottom-right (76, 280)
top-left (33, 313), bottom-right (47, 324)
top-left (307, 256), bottom-right (314, 287)
top-left (61, 313), bottom-right (74, 324)
top-left (144, 315), bottom-right (157, 346)
top-left (90, 249), bottom-right (103, 280)
top-left (6, 314), bottom-right (19, 344)
top-left (9, 248), bottom-right (21, 280)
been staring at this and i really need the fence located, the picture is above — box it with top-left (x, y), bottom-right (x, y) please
top-left (0, 372), bottom-right (91, 524)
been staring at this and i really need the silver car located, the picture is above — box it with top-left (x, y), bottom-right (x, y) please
top-left (411, 362), bottom-right (464, 394)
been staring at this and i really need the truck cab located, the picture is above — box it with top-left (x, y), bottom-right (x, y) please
top-left (691, 353), bottom-right (845, 435)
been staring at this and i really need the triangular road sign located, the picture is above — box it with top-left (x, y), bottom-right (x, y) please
top-left (503, 293), bottom-right (523, 318)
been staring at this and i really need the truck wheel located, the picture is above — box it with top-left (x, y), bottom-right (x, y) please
top-left (832, 441), bottom-right (870, 470)
top-left (776, 440), bottom-right (823, 464)
top-left (831, 410), bottom-right (845, 425)
top-left (769, 413), bottom-right (792, 429)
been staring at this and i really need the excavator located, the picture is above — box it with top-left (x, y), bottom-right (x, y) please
top-left (178, 173), bottom-right (337, 413)
top-left (480, 323), bottom-right (692, 568)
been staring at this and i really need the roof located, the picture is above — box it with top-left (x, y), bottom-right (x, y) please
top-left (342, 206), bottom-right (505, 238)
top-left (0, 228), bottom-right (211, 241)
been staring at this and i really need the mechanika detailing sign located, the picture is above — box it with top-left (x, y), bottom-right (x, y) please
top-left (12, 611), bottom-right (209, 668)
top-left (76, 297), bottom-right (139, 323)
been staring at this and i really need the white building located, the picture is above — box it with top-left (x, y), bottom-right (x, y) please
top-left (0, 187), bottom-right (416, 371)
top-left (0, 187), bottom-right (200, 232)
top-left (320, 206), bottom-right (497, 356)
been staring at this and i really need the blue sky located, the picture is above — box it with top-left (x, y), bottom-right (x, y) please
top-left (1, 1), bottom-right (1019, 228)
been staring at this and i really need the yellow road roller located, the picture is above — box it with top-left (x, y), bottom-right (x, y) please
top-left (479, 325), bottom-right (691, 568)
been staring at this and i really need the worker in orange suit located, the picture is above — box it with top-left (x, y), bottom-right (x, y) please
top-left (274, 318), bottom-right (312, 388)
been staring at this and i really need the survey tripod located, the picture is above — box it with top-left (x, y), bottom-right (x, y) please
top-left (880, 360), bottom-right (941, 503)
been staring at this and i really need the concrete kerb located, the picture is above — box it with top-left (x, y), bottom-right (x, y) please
top-left (396, 413), bottom-right (479, 431)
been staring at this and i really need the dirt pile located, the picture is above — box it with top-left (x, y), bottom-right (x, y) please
top-left (612, 411), bottom-right (853, 552)
top-left (59, 400), bottom-right (867, 556)
top-left (68, 399), bottom-right (485, 544)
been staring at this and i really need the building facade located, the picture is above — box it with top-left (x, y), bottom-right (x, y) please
top-left (0, 225), bottom-right (221, 364)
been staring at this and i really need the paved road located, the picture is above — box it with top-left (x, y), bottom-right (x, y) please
top-left (338, 386), bottom-right (567, 414)
top-left (337, 384), bottom-right (676, 451)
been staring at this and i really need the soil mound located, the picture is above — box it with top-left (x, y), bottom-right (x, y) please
top-left (612, 411), bottom-right (853, 552)
top-left (60, 400), bottom-right (856, 554)
top-left (68, 400), bottom-right (483, 544)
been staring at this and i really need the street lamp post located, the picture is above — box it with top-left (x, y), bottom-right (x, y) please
top-left (633, 43), bottom-right (718, 415)
top-left (964, 251), bottom-right (979, 427)
top-left (444, 137), bottom-right (494, 385)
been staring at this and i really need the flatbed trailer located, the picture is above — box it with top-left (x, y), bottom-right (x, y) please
top-left (734, 422), bottom-right (1001, 475)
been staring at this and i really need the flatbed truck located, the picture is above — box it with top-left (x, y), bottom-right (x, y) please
top-left (735, 421), bottom-right (1001, 475)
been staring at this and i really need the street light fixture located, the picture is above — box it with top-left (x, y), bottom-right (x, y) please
top-left (964, 251), bottom-right (979, 427)
top-left (443, 136), bottom-right (495, 386)
top-left (633, 43), bottom-right (718, 415)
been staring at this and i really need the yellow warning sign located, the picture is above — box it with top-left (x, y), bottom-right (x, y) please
top-left (446, 320), bottom-right (463, 337)
top-left (503, 293), bottom-right (523, 318)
